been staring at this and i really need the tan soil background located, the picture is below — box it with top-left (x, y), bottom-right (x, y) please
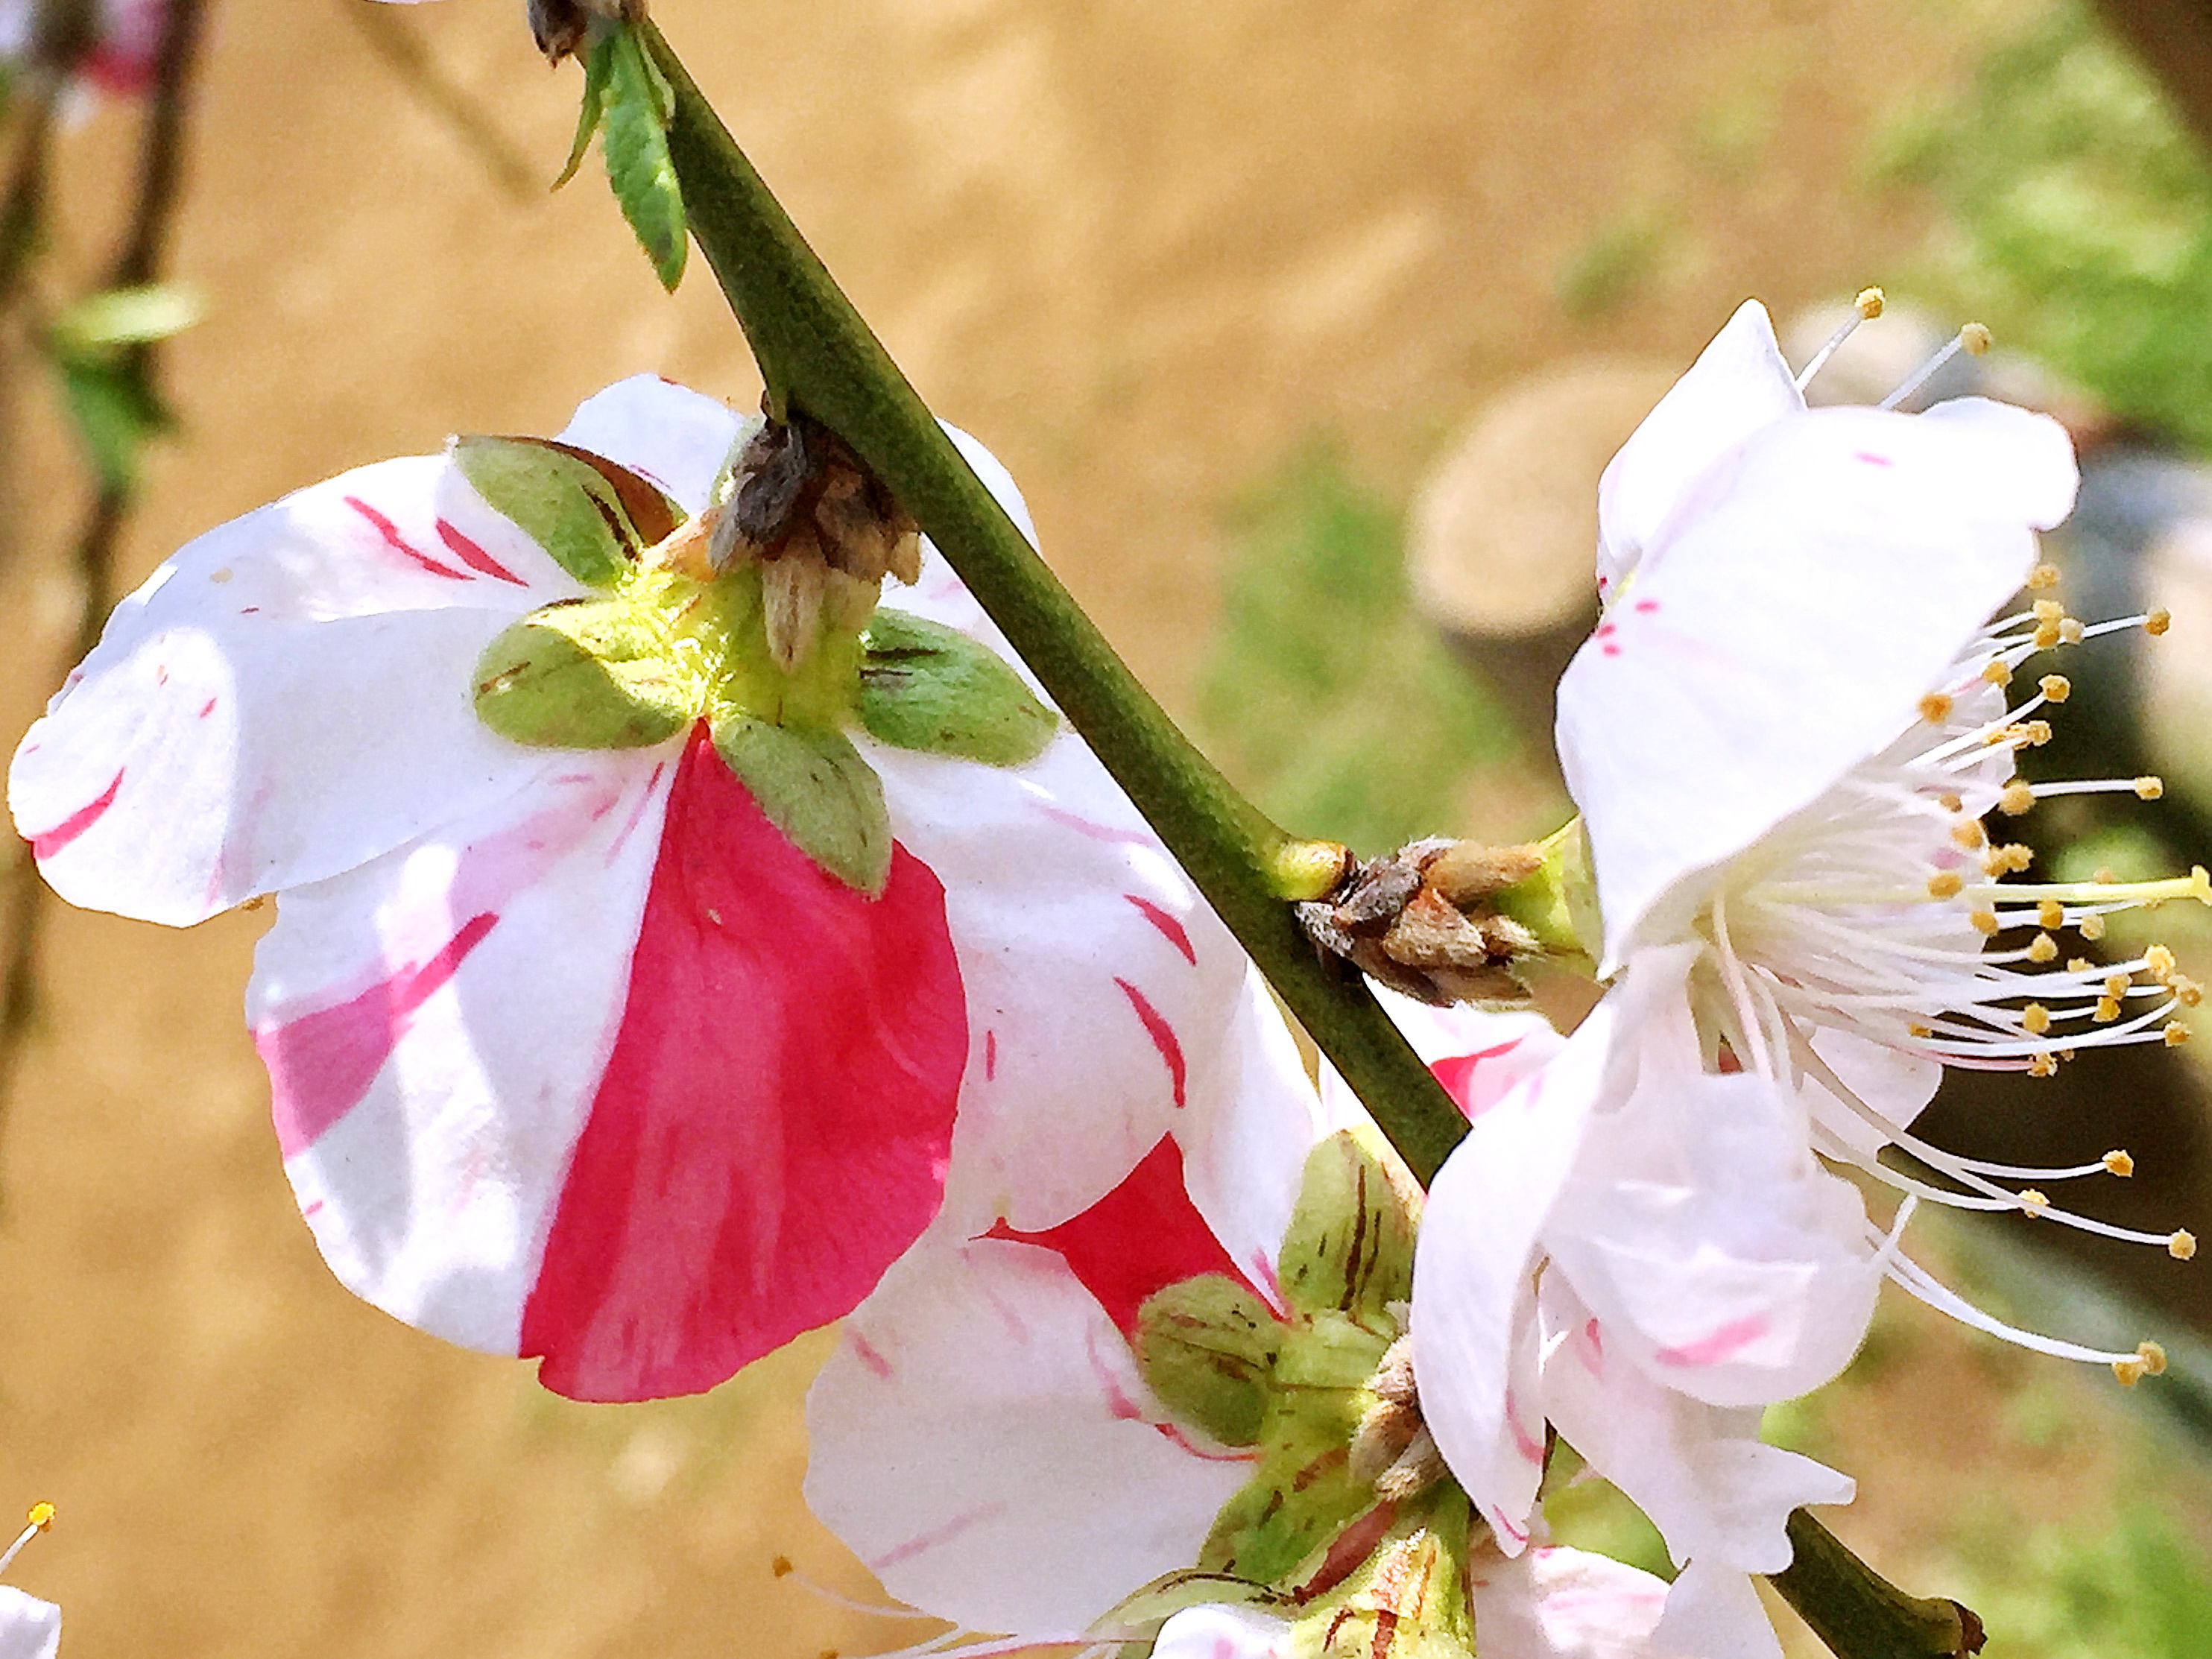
top-left (0, 1), bottom-right (2079, 1655)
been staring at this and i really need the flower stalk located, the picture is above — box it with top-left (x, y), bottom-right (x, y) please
top-left (633, 18), bottom-right (1982, 1655)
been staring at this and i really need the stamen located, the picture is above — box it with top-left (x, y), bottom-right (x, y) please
top-left (1920, 692), bottom-right (1954, 724)
top-left (0, 1504), bottom-right (51, 1579)
top-left (2173, 1231), bottom-right (2199, 1260)
top-left (1883, 1241), bottom-right (2143, 1368)
top-left (2115, 1341), bottom-right (2168, 1387)
top-left (1880, 322), bottom-right (1990, 410)
top-left (1795, 286), bottom-right (1886, 390)
top-left (2105, 1150), bottom-right (2135, 1177)
top-left (2039, 674), bottom-right (2071, 703)
top-left (2148, 608), bottom-right (2172, 636)
top-left (2026, 563), bottom-right (2061, 591)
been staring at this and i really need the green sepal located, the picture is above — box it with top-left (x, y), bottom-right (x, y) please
top-left (856, 608), bottom-right (1058, 766)
top-left (473, 598), bottom-right (691, 749)
top-left (1134, 1274), bottom-right (1284, 1449)
top-left (1198, 1385), bottom-right (1378, 1585)
top-left (1277, 1131), bottom-right (1422, 1323)
top-left (712, 712), bottom-right (891, 894)
top-left (1282, 1491), bottom-right (1473, 1659)
top-left (452, 434), bottom-right (671, 589)
top-left (1095, 1570), bottom-right (1287, 1659)
top-left (1489, 818), bottom-right (1602, 971)
top-left (553, 34), bottom-right (611, 190)
top-left (598, 24), bottom-right (686, 291)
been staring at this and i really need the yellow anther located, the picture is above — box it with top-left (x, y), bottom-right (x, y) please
top-left (2029, 1052), bottom-right (2058, 1077)
top-left (2165, 1021), bottom-right (2190, 1046)
top-left (2039, 674), bottom-right (2072, 702)
top-left (2147, 607), bottom-right (2172, 636)
top-left (2034, 599), bottom-right (2065, 623)
top-left (1908, 1022), bottom-right (1934, 1039)
top-left (772, 1556), bottom-right (794, 1578)
top-left (1938, 792), bottom-right (1965, 814)
top-left (2022, 1003), bottom-right (2053, 1035)
top-left (1982, 660), bottom-right (2014, 687)
top-left (2115, 1357), bottom-right (2148, 1385)
top-left (1919, 691), bottom-right (1953, 724)
top-left (2033, 622), bottom-right (2061, 649)
top-left (2020, 721), bottom-right (2053, 747)
top-left (1953, 820), bottom-right (1988, 850)
top-left (2105, 1149), bottom-right (2136, 1177)
top-left (2027, 932), bottom-right (2058, 963)
top-left (2137, 776), bottom-right (2166, 800)
top-left (2027, 563), bottom-right (2061, 591)
top-left (2094, 996), bottom-right (2122, 1023)
top-left (2140, 1341), bottom-right (2170, 1374)
top-left (2038, 899), bottom-right (2065, 929)
top-left (2107, 973), bottom-right (2133, 998)
top-left (25, 1503), bottom-right (51, 1532)
top-left (1970, 908), bottom-right (2001, 936)
top-left (2081, 913), bottom-right (2108, 941)
top-left (2146, 944), bottom-right (2177, 981)
top-left (1856, 286), bottom-right (1886, 318)
top-left (2175, 975), bottom-right (2203, 1008)
top-left (2171, 1232), bottom-right (2198, 1261)
top-left (1984, 843), bottom-right (2033, 875)
top-left (2059, 617), bottom-right (2085, 644)
top-left (2000, 782), bottom-right (2036, 815)
top-left (1927, 870), bottom-right (1964, 900)
top-left (2068, 957), bottom-right (2093, 973)
top-left (1961, 322), bottom-right (1993, 356)
top-left (2060, 1046), bottom-right (2078, 1061)
top-left (2020, 1187), bottom-right (2050, 1211)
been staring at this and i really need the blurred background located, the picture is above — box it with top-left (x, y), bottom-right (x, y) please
top-left (6, 0), bottom-right (2212, 1653)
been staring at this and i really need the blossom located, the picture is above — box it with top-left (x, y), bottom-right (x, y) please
top-left (0, 1505), bottom-right (58, 1659)
top-left (806, 1001), bottom-right (1681, 1659)
top-left (10, 376), bottom-right (1268, 1401)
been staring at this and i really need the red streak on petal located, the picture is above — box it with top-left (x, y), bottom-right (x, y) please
top-left (867, 1500), bottom-right (1009, 1573)
top-left (301, 1200), bottom-right (324, 1218)
top-left (1654, 1313), bottom-right (1770, 1368)
top-left (1602, 643), bottom-right (1621, 657)
top-left (1030, 799), bottom-right (1156, 847)
top-left (519, 729), bottom-right (967, 1402)
top-left (29, 768), bottom-right (124, 859)
top-left (260, 912), bottom-right (500, 1156)
top-left (1504, 1388), bottom-right (1546, 1465)
top-left (1114, 977), bottom-right (1186, 1109)
top-left (984, 1028), bottom-right (998, 1081)
top-left (437, 519), bottom-right (529, 586)
top-left (1429, 1040), bottom-right (1526, 1119)
top-left (1633, 598), bottom-right (1660, 613)
top-left (1594, 622), bottom-right (1616, 638)
top-left (1123, 893), bottom-right (1197, 965)
top-left (197, 698), bottom-right (217, 718)
top-left (987, 1134), bottom-right (1259, 1337)
top-left (1494, 1511), bottom-right (1530, 1546)
top-left (346, 495), bottom-right (469, 580)
top-left (847, 1331), bottom-right (894, 1380)
top-left (1153, 1421), bottom-right (1257, 1464)
top-left (1855, 452), bottom-right (1895, 467)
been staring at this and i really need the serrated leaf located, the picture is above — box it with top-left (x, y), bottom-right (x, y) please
top-left (553, 31), bottom-right (613, 190)
top-left (452, 434), bottom-right (665, 588)
top-left (601, 25), bottom-right (686, 291)
top-left (858, 608), bottom-right (1058, 765)
top-left (711, 713), bottom-right (891, 894)
top-left (53, 283), bottom-right (203, 352)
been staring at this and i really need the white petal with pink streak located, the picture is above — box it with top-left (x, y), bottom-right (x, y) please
top-left (803, 1237), bottom-right (1252, 1635)
top-left (247, 752), bottom-right (672, 1354)
top-left (1471, 1543), bottom-right (1672, 1659)
top-left (0, 1588), bottom-right (58, 1659)
top-left (555, 375), bottom-right (750, 516)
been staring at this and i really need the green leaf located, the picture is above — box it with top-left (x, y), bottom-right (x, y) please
top-left (472, 598), bottom-right (692, 750)
top-left (857, 608), bottom-right (1058, 765)
top-left (601, 25), bottom-right (686, 291)
top-left (56, 356), bottom-right (163, 495)
top-left (1277, 1131), bottom-right (1421, 1323)
top-left (711, 713), bottom-right (891, 894)
top-left (451, 434), bottom-right (654, 588)
top-left (53, 283), bottom-right (203, 353)
top-left (1134, 1274), bottom-right (1283, 1448)
top-left (553, 32), bottom-right (613, 191)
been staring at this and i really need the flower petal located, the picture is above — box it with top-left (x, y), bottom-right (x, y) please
top-left (1595, 300), bottom-right (1802, 594)
top-left (1650, 1561), bottom-right (1781, 1659)
top-left (10, 456), bottom-right (570, 924)
top-left (1560, 399), bottom-right (2077, 966)
top-left (0, 1588), bottom-right (59, 1659)
top-left (554, 375), bottom-right (748, 516)
top-left (1151, 1605), bottom-right (1293, 1659)
top-left (519, 729), bottom-right (967, 1400)
top-left (1470, 1544), bottom-right (1669, 1659)
top-left (250, 752), bottom-right (670, 1359)
top-left (804, 1236), bottom-right (1254, 1634)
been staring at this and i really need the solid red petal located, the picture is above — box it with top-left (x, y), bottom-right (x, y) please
top-left (520, 728), bottom-right (967, 1400)
top-left (990, 1134), bottom-right (1256, 1337)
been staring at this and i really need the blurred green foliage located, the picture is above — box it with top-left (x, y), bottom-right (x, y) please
top-left (1959, 1500), bottom-right (2212, 1658)
top-left (1194, 446), bottom-right (1514, 858)
top-left (1894, 1), bottom-right (2212, 452)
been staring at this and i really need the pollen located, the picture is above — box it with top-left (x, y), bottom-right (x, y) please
top-left (2115, 1355), bottom-right (2150, 1386)
top-left (2147, 607), bottom-right (2172, 636)
top-left (2027, 932), bottom-right (2058, 963)
top-left (1983, 660), bottom-right (2014, 688)
top-left (1920, 691), bottom-right (1954, 723)
top-left (1971, 908), bottom-right (2002, 935)
top-left (2137, 777), bottom-right (2166, 800)
top-left (2081, 913), bottom-right (2108, 941)
top-left (2034, 599), bottom-right (2065, 624)
top-left (2069, 957), bottom-right (2094, 973)
top-left (2019, 1187), bottom-right (2050, 1211)
top-left (2039, 899), bottom-right (2066, 929)
top-left (1939, 792), bottom-right (1965, 814)
top-left (2107, 973), bottom-right (2133, 998)
top-left (2166, 1021), bottom-right (2192, 1046)
top-left (2018, 721), bottom-right (2053, 747)
top-left (1953, 820), bottom-right (1988, 850)
top-left (2001, 782), bottom-right (2035, 815)
top-left (2095, 996), bottom-right (2122, 1023)
top-left (2175, 975), bottom-right (2203, 1008)
top-left (2039, 674), bottom-right (2072, 702)
top-left (2027, 563), bottom-right (2061, 591)
top-left (772, 1556), bottom-right (794, 1578)
top-left (1856, 287), bottom-right (1886, 318)
top-left (1985, 844), bottom-right (2034, 875)
top-left (25, 1504), bottom-right (51, 1532)
top-left (2172, 1232), bottom-right (2198, 1261)
top-left (1927, 870), bottom-right (1965, 899)
top-left (2029, 1052), bottom-right (2058, 1077)
top-left (2034, 622), bottom-right (2061, 649)
top-left (2022, 1003), bottom-right (2053, 1035)
top-left (2105, 1149), bottom-right (2136, 1177)
top-left (2140, 1341), bottom-right (2170, 1375)
top-left (2146, 944), bottom-right (2177, 981)
top-left (1962, 322), bottom-right (1994, 355)
top-left (2060, 618), bottom-right (2085, 644)
top-left (1909, 1022), bottom-right (1934, 1038)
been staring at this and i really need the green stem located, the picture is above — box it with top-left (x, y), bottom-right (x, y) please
top-left (1771, 1512), bottom-right (1986, 1658)
top-left (642, 17), bottom-right (1467, 1186)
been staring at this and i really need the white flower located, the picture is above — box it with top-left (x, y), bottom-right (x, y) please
top-left (10, 376), bottom-right (1279, 1401)
top-left (0, 1505), bottom-right (58, 1659)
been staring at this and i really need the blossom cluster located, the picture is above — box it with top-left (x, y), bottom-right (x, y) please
top-left (8, 297), bottom-right (2198, 1659)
